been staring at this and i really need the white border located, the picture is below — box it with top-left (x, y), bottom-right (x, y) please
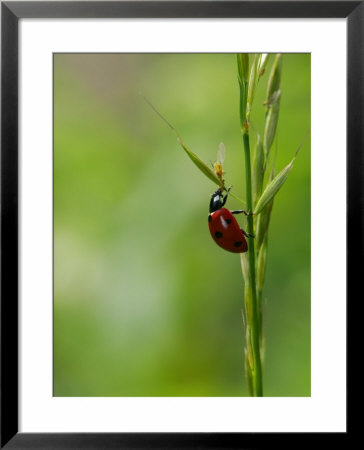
top-left (19, 19), bottom-right (346, 432)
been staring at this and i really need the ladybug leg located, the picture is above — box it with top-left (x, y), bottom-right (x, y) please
top-left (241, 228), bottom-right (255, 238)
top-left (221, 185), bottom-right (232, 207)
top-left (231, 209), bottom-right (251, 216)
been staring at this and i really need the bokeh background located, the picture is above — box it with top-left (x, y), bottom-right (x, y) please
top-left (54, 53), bottom-right (310, 397)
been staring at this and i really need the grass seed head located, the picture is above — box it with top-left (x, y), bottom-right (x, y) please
top-left (266, 54), bottom-right (282, 105)
top-left (253, 158), bottom-right (295, 215)
top-left (246, 54), bottom-right (260, 119)
top-left (263, 90), bottom-right (281, 156)
top-left (258, 54), bottom-right (270, 77)
top-left (257, 239), bottom-right (268, 292)
top-left (256, 199), bottom-right (274, 249)
top-left (253, 133), bottom-right (265, 205)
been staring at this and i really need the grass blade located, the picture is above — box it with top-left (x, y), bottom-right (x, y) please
top-left (258, 54), bottom-right (270, 77)
top-left (237, 54), bottom-right (249, 132)
top-left (256, 198), bottom-right (274, 249)
top-left (246, 54), bottom-right (260, 120)
top-left (143, 95), bottom-right (225, 189)
top-left (252, 133), bottom-right (264, 206)
top-left (176, 137), bottom-right (225, 188)
top-left (266, 54), bottom-right (282, 105)
top-left (263, 90), bottom-right (281, 156)
top-left (253, 157), bottom-right (295, 215)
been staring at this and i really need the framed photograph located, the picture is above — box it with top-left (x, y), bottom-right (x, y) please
top-left (1, 1), bottom-right (358, 447)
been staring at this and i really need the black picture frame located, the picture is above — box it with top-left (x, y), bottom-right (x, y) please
top-left (1, 1), bottom-right (359, 448)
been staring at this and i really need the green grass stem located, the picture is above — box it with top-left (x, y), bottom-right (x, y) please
top-left (242, 132), bottom-right (263, 397)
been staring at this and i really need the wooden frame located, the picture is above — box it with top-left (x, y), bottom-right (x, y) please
top-left (1, 1), bottom-right (359, 447)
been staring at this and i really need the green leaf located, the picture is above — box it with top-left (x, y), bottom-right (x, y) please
top-left (246, 54), bottom-right (260, 119)
top-left (257, 237), bottom-right (268, 293)
top-left (253, 157), bottom-right (295, 215)
top-left (237, 54), bottom-right (249, 131)
top-left (170, 137), bottom-right (247, 204)
top-left (256, 198), bottom-right (273, 249)
top-left (143, 95), bottom-right (248, 204)
top-left (177, 136), bottom-right (246, 204)
top-left (263, 90), bottom-right (281, 156)
top-left (244, 288), bottom-right (253, 328)
top-left (240, 252), bottom-right (250, 282)
top-left (264, 89), bottom-right (280, 108)
top-left (263, 54), bottom-right (282, 159)
top-left (252, 133), bottom-right (264, 205)
top-left (266, 54), bottom-right (282, 104)
top-left (142, 95), bottom-right (225, 189)
top-left (176, 137), bottom-right (224, 188)
top-left (244, 347), bottom-right (254, 396)
top-left (258, 54), bottom-right (270, 77)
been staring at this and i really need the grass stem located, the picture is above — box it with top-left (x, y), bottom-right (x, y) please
top-left (242, 132), bottom-right (263, 397)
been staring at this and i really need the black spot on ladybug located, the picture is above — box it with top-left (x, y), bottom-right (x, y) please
top-left (226, 219), bottom-right (232, 224)
top-left (234, 241), bottom-right (243, 247)
top-left (215, 231), bottom-right (223, 238)
top-left (208, 215), bottom-right (212, 222)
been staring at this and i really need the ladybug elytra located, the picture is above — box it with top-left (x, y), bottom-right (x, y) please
top-left (208, 187), bottom-right (253, 253)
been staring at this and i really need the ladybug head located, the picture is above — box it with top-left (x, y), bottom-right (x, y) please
top-left (209, 189), bottom-right (224, 213)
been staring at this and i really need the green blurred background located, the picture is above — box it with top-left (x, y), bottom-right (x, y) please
top-left (54, 54), bottom-right (310, 397)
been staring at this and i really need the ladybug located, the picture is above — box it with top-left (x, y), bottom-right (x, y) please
top-left (208, 187), bottom-right (253, 253)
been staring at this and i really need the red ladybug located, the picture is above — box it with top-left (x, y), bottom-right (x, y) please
top-left (208, 187), bottom-right (252, 253)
